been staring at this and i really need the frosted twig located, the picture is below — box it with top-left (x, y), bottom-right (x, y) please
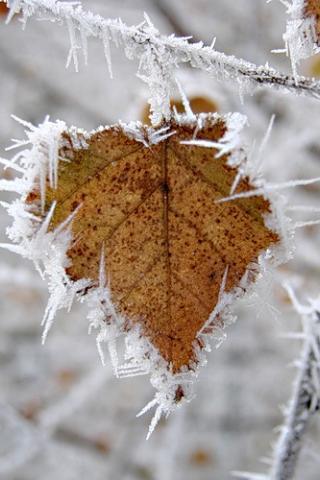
top-left (294, 218), bottom-right (320, 229)
top-left (279, 0), bottom-right (320, 78)
top-left (4, 0), bottom-right (320, 124)
top-left (0, 405), bottom-right (44, 476)
top-left (234, 288), bottom-right (320, 480)
top-left (270, 347), bottom-right (316, 479)
top-left (286, 205), bottom-right (320, 213)
top-left (269, 288), bottom-right (320, 480)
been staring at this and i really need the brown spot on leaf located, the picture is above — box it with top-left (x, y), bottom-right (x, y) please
top-left (30, 116), bottom-right (279, 373)
top-left (26, 190), bottom-right (39, 203)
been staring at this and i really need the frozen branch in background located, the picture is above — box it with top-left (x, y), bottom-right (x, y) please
top-left (233, 287), bottom-right (320, 480)
top-left (3, 0), bottom-right (320, 124)
top-left (154, 408), bottom-right (185, 480)
top-left (38, 364), bottom-right (112, 431)
top-left (0, 365), bottom-right (112, 475)
top-left (269, 286), bottom-right (320, 480)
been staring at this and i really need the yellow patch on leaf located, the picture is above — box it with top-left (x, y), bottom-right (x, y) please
top-left (28, 115), bottom-right (279, 373)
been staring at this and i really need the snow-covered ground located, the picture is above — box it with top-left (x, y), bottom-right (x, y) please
top-left (0, 1), bottom-right (320, 479)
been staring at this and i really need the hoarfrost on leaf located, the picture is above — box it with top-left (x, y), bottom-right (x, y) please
top-left (0, 112), bottom-right (287, 435)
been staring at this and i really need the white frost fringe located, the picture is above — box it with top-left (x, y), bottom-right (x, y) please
top-left (280, 0), bottom-right (320, 78)
top-left (0, 113), bottom-right (291, 438)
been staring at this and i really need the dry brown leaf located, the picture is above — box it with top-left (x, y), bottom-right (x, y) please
top-left (28, 115), bottom-right (279, 374)
top-left (304, 0), bottom-right (320, 42)
top-left (0, 3), bottom-right (8, 16)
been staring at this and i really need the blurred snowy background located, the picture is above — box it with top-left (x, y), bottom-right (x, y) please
top-left (0, 1), bottom-right (320, 479)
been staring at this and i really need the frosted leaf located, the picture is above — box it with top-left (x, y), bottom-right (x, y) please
top-left (0, 114), bottom-right (288, 435)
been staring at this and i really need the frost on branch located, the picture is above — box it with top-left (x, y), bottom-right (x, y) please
top-left (269, 287), bottom-right (320, 480)
top-left (281, 0), bottom-right (320, 78)
top-left (4, 0), bottom-right (320, 126)
top-left (234, 288), bottom-right (320, 480)
top-left (0, 112), bottom-right (289, 437)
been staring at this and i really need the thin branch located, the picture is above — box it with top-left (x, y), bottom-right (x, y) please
top-left (277, 0), bottom-right (320, 78)
top-left (4, 0), bottom-right (320, 124)
top-left (269, 292), bottom-right (320, 480)
top-left (38, 364), bottom-right (112, 431)
top-left (0, 363), bottom-right (112, 475)
top-left (234, 289), bottom-right (320, 480)
top-left (270, 339), bottom-right (318, 479)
